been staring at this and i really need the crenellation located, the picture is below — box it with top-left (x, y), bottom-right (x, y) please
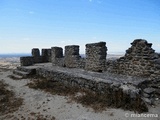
top-left (51, 47), bottom-right (64, 66)
top-left (42, 49), bottom-right (51, 62)
top-left (17, 39), bottom-right (160, 113)
top-left (32, 48), bottom-right (43, 63)
top-left (85, 42), bottom-right (107, 72)
top-left (64, 45), bottom-right (81, 68)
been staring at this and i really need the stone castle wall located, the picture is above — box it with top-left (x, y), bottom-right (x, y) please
top-left (106, 39), bottom-right (160, 79)
top-left (20, 40), bottom-right (160, 80)
top-left (85, 42), bottom-right (107, 72)
top-left (32, 48), bottom-right (43, 63)
top-left (42, 49), bottom-right (51, 62)
top-left (20, 48), bottom-right (51, 66)
top-left (36, 66), bottom-right (148, 112)
top-left (64, 45), bottom-right (80, 68)
top-left (51, 47), bottom-right (64, 66)
top-left (20, 56), bottom-right (33, 66)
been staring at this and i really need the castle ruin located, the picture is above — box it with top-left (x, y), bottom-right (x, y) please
top-left (17, 39), bottom-right (160, 112)
top-left (20, 39), bottom-right (160, 79)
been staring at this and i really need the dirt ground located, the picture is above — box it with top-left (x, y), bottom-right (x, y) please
top-left (0, 58), bottom-right (159, 120)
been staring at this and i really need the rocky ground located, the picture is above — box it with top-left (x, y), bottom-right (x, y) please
top-left (0, 57), bottom-right (159, 120)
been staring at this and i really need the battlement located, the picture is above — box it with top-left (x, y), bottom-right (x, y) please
top-left (85, 42), bottom-right (107, 72)
top-left (20, 39), bottom-right (160, 79)
top-left (18, 39), bottom-right (160, 112)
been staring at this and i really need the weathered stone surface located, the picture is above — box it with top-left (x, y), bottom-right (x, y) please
top-left (51, 47), bottom-right (64, 66)
top-left (32, 48), bottom-right (43, 63)
top-left (34, 64), bottom-right (148, 112)
top-left (142, 97), bottom-right (154, 105)
top-left (42, 49), bottom-right (51, 62)
top-left (143, 88), bottom-right (155, 94)
top-left (142, 93), bottom-right (150, 98)
top-left (106, 39), bottom-right (160, 79)
top-left (20, 56), bottom-right (33, 66)
top-left (85, 42), bottom-right (107, 72)
top-left (64, 45), bottom-right (80, 68)
top-left (17, 39), bottom-right (160, 113)
top-left (32, 48), bottom-right (40, 57)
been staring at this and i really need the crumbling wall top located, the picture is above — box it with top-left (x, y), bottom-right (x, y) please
top-left (86, 42), bottom-right (106, 47)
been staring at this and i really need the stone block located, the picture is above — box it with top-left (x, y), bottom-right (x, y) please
top-left (143, 88), bottom-right (155, 94)
top-left (20, 56), bottom-right (34, 66)
top-left (51, 47), bottom-right (63, 66)
top-left (64, 45), bottom-right (80, 68)
top-left (32, 48), bottom-right (40, 57)
top-left (42, 49), bottom-right (51, 62)
top-left (31, 48), bottom-right (43, 63)
top-left (85, 42), bottom-right (107, 72)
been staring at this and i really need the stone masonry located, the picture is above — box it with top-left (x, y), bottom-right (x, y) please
top-left (64, 45), bottom-right (80, 68)
top-left (20, 56), bottom-right (33, 66)
top-left (106, 39), bottom-right (160, 79)
top-left (35, 65), bottom-right (148, 113)
top-left (17, 39), bottom-right (160, 112)
top-left (51, 47), bottom-right (64, 66)
top-left (85, 42), bottom-right (107, 72)
top-left (32, 48), bottom-right (43, 63)
top-left (106, 39), bottom-right (160, 104)
top-left (42, 49), bottom-right (51, 62)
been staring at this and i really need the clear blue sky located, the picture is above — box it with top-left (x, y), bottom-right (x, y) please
top-left (0, 0), bottom-right (160, 54)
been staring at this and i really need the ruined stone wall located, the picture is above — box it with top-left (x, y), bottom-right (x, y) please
top-left (51, 47), bottom-right (64, 66)
top-left (20, 56), bottom-right (33, 66)
top-left (36, 67), bottom-right (148, 112)
top-left (106, 39), bottom-right (160, 79)
top-left (85, 42), bottom-right (107, 72)
top-left (21, 40), bottom-right (160, 80)
top-left (64, 45), bottom-right (81, 68)
top-left (42, 49), bottom-right (51, 62)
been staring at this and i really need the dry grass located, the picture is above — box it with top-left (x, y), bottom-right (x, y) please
top-left (0, 80), bottom-right (23, 115)
top-left (27, 76), bottom-right (148, 113)
top-left (27, 76), bottom-right (111, 112)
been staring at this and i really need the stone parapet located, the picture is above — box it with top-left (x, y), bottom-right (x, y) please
top-left (51, 47), bottom-right (64, 66)
top-left (31, 48), bottom-right (43, 63)
top-left (106, 39), bottom-right (160, 79)
top-left (36, 65), bottom-right (148, 113)
top-left (42, 49), bottom-right (51, 62)
top-left (64, 45), bottom-right (80, 68)
top-left (20, 56), bottom-right (34, 66)
top-left (85, 42), bottom-right (107, 72)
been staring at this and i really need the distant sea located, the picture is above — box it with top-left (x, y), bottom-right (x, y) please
top-left (0, 53), bottom-right (31, 58)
